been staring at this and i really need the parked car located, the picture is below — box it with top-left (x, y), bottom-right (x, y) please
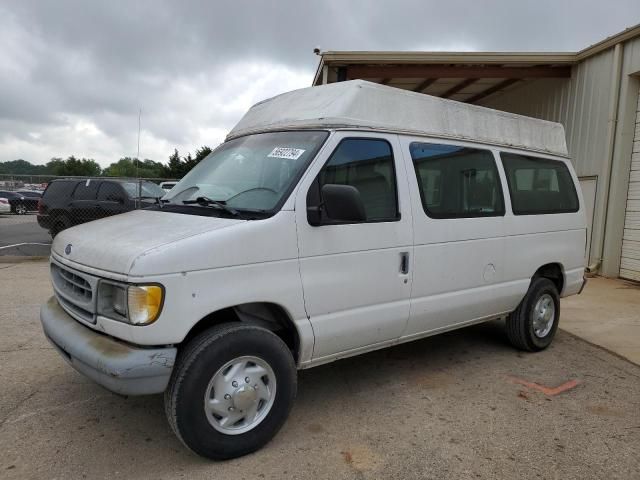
top-left (0, 197), bottom-right (10, 214)
top-left (0, 190), bottom-right (38, 214)
top-left (40, 81), bottom-right (587, 460)
top-left (17, 190), bottom-right (43, 198)
top-left (37, 178), bottom-right (166, 237)
top-left (159, 181), bottom-right (178, 192)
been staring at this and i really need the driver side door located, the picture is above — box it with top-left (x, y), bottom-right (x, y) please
top-left (295, 132), bottom-right (414, 362)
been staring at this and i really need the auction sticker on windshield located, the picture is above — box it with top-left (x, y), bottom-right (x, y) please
top-left (267, 147), bottom-right (306, 160)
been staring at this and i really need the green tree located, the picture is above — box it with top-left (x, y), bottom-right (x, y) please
top-left (46, 156), bottom-right (101, 176)
top-left (163, 146), bottom-right (212, 179)
top-left (165, 149), bottom-right (184, 178)
top-left (0, 159), bottom-right (51, 175)
top-left (103, 157), bottom-right (166, 178)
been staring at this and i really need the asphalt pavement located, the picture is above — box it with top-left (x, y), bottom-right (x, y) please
top-left (0, 213), bottom-right (51, 255)
top-left (1, 260), bottom-right (639, 480)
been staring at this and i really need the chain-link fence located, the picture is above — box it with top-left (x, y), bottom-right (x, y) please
top-left (0, 174), bottom-right (178, 238)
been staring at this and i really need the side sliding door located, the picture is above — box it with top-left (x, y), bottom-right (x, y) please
top-left (400, 138), bottom-right (509, 338)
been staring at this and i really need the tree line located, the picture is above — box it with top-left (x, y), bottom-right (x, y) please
top-left (0, 146), bottom-right (213, 179)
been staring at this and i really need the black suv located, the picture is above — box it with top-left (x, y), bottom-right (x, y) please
top-left (37, 179), bottom-right (166, 237)
top-left (0, 190), bottom-right (40, 214)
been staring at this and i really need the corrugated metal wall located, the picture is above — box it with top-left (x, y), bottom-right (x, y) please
top-left (481, 37), bottom-right (640, 277)
top-left (606, 37), bottom-right (640, 277)
top-left (620, 92), bottom-right (640, 280)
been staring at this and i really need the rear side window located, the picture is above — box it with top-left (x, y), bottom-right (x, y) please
top-left (97, 182), bottom-right (125, 202)
top-left (501, 153), bottom-right (579, 215)
top-left (72, 180), bottom-right (99, 201)
top-left (409, 143), bottom-right (504, 218)
top-left (317, 138), bottom-right (399, 222)
top-left (43, 181), bottom-right (76, 200)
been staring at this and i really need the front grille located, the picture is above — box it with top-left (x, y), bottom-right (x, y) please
top-left (53, 264), bottom-right (92, 301)
top-left (51, 261), bottom-right (98, 324)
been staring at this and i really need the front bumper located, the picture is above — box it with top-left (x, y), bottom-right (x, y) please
top-left (40, 296), bottom-right (176, 395)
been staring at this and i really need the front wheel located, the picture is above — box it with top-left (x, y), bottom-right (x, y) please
top-left (14, 203), bottom-right (27, 215)
top-left (164, 323), bottom-right (297, 460)
top-left (506, 277), bottom-right (560, 351)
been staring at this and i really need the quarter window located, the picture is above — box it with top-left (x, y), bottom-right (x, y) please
top-left (72, 180), bottom-right (99, 201)
top-left (409, 143), bottom-right (504, 218)
top-left (315, 138), bottom-right (399, 222)
top-left (97, 182), bottom-right (125, 202)
top-left (501, 153), bottom-right (579, 215)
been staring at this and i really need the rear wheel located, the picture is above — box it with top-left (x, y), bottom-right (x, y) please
top-left (506, 277), bottom-right (560, 351)
top-left (165, 323), bottom-right (297, 460)
top-left (14, 203), bottom-right (27, 215)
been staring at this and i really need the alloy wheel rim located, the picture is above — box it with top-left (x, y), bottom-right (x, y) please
top-left (532, 293), bottom-right (555, 338)
top-left (204, 355), bottom-right (276, 435)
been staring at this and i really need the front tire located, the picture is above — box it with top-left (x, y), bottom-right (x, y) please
top-left (165, 323), bottom-right (297, 460)
top-left (506, 277), bottom-right (560, 352)
top-left (14, 203), bottom-right (27, 215)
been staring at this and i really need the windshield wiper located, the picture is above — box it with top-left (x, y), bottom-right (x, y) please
top-left (182, 196), bottom-right (240, 216)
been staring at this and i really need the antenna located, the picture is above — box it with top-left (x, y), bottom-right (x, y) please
top-left (136, 108), bottom-right (141, 179)
top-left (136, 107), bottom-right (141, 201)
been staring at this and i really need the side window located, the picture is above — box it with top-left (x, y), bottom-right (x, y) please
top-left (97, 182), bottom-right (125, 202)
top-left (315, 138), bottom-right (399, 222)
top-left (72, 180), bottom-right (99, 201)
top-left (43, 181), bottom-right (76, 200)
top-left (409, 143), bottom-right (504, 218)
top-left (501, 153), bottom-right (579, 215)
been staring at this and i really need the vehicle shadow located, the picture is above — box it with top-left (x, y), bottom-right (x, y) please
top-left (64, 320), bottom-right (511, 460)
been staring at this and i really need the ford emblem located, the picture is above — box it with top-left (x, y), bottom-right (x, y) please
top-left (65, 244), bottom-right (72, 255)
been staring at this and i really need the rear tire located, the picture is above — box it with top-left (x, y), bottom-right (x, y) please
top-left (50, 216), bottom-right (70, 238)
top-left (164, 323), bottom-right (297, 460)
top-left (14, 203), bottom-right (27, 215)
top-left (506, 277), bottom-right (560, 352)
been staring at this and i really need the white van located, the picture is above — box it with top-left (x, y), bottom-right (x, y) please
top-left (40, 80), bottom-right (586, 460)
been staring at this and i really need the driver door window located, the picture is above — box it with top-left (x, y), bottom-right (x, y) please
top-left (308, 138), bottom-right (400, 223)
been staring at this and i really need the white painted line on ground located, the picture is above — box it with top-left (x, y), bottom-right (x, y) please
top-left (0, 242), bottom-right (52, 250)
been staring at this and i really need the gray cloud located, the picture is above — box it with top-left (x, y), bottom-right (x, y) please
top-left (1, 0), bottom-right (639, 166)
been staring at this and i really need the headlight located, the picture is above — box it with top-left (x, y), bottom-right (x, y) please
top-left (127, 285), bottom-right (163, 325)
top-left (98, 282), bottom-right (164, 325)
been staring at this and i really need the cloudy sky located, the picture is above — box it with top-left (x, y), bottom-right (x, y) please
top-left (2, 0), bottom-right (639, 167)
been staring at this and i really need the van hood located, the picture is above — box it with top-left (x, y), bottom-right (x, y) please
top-left (52, 210), bottom-right (244, 275)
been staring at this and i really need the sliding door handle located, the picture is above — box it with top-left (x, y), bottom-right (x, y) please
top-left (400, 252), bottom-right (409, 274)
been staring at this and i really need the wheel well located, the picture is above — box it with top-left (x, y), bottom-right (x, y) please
top-left (533, 263), bottom-right (564, 293)
top-left (181, 303), bottom-right (300, 363)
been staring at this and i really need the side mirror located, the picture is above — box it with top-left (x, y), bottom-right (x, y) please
top-left (320, 184), bottom-right (366, 223)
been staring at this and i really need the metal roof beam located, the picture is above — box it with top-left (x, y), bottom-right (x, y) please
top-left (413, 78), bottom-right (436, 92)
top-left (346, 65), bottom-right (571, 79)
top-left (440, 78), bottom-right (478, 98)
top-left (465, 79), bottom-right (521, 103)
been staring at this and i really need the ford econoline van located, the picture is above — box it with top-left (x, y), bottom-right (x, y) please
top-left (40, 80), bottom-right (587, 460)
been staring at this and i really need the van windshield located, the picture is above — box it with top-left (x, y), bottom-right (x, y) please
top-left (164, 131), bottom-right (328, 212)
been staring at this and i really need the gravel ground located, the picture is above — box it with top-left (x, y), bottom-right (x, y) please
top-left (1, 260), bottom-right (639, 479)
